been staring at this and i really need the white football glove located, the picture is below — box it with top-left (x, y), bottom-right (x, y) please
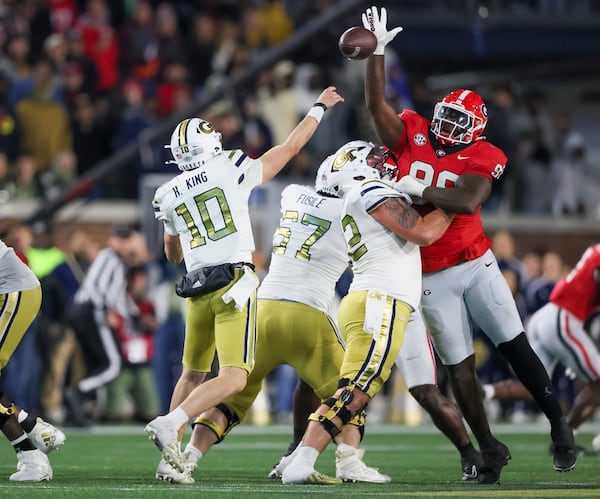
top-left (361, 6), bottom-right (403, 56)
top-left (397, 175), bottom-right (427, 198)
top-left (387, 182), bottom-right (413, 204)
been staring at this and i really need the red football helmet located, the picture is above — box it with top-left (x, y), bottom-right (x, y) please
top-left (430, 89), bottom-right (488, 146)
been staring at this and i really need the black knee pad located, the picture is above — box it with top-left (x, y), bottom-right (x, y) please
top-left (191, 403), bottom-right (240, 444)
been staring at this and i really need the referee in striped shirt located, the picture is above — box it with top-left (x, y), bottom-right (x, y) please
top-left (66, 226), bottom-right (140, 424)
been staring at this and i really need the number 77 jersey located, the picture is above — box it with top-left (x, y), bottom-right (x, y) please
top-left (258, 184), bottom-right (348, 314)
top-left (152, 149), bottom-right (263, 272)
top-left (393, 109), bottom-right (508, 273)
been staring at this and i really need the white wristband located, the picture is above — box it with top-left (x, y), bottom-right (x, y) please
top-left (306, 103), bottom-right (326, 123)
top-left (373, 44), bottom-right (386, 56)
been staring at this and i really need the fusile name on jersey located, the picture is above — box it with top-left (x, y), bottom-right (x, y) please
top-left (296, 193), bottom-right (325, 208)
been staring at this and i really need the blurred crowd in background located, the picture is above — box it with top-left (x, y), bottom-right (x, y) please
top-left (0, 0), bottom-right (598, 216)
top-left (0, 0), bottom-right (599, 426)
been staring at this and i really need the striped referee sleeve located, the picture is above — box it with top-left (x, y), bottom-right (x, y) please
top-left (75, 248), bottom-right (126, 309)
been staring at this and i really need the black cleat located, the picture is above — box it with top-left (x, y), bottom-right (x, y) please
top-left (550, 420), bottom-right (577, 472)
top-left (549, 441), bottom-right (598, 458)
top-left (461, 461), bottom-right (478, 482)
top-left (477, 440), bottom-right (511, 484)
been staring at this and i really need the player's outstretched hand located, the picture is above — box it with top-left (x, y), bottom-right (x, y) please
top-left (362, 6), bottom-right (403, 55)
top-left (316, 86), bottom-right (344, 110)
top-left (397, 175), bottom-right (427, 198)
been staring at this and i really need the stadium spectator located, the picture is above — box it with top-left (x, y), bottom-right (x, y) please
top-left (63, 28), bottom-right (99, 96)
top-left (2, 34), bottom-right (33, 106)
top-left (103, 264), bottom-right (160, 423)
top-left (524, 251), bottom-right (564, 316)
top-left (70, 92), bottom-right (111, 178)
top-left (14, 57), bottom-right (71, 172)
top-left (155, 3), bottom-right (186, 69)
top-left (512, 89), bottom-right (554, 213)
top-left (257, 61), bottom-right (300, 147)
top-left (118, 0), bottom-right (159, 83)
top-left (11, 155), bottom-right (41, 200)
top-left (491, 230), bottom-right (527, 295)
top-left (75, 0), bottom-right (119, 93)
top-left (186, 13), bottom-right (217, 94)
top-left (0, 72), bottom-right (20, 162)
top-left (0, 152), bottom-right (15, 201)
top-left (155, 61), bottom-right (192, 118)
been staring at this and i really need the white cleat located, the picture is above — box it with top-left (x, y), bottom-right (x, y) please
top-left (267, 445), bottom-right (301, 480)
top-left (27, 417), bottom-right (66, 454)
top-left (144, 417), bottom-right (183, 472)
top-left (156, 458), bottom-right (194, 484)
top-left (336, 447), bottom-right (391, 483)
top-left (9, 449), bottom-right (53, 481)
top-left (281, 463), bottom-right (341, 485)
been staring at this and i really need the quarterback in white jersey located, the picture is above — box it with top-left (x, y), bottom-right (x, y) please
top-left (282, 140), bottom-right (453, 485)
top-left (145, 87), bottom-right (344, 478)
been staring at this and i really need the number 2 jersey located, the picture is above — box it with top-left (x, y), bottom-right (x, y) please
top-left (393, 109), bottom-right (507, 273)
top-left (550, 244), bottom-right (600, 321)
top-left (341, 179), bottom-right (422, 311)
top-left (152, 150), bottom-right (262, 272)
top-left (258, 184), bottom-right (348, 314)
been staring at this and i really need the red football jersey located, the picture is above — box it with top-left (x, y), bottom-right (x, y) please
top-left (551, 244), bottom-right (600, 321)
top-left (393, 110), bottom-right (507, 273)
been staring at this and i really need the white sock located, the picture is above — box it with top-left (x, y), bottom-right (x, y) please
top-left (183, 443), bottom-right (203, 462)
top-left (296, 445), bottom-right (319, 467)
top-left (17, 410), bottom-right (28, 424)
top-left (336, 443), bottom-right (356, 454)
top-left (167, 407), bottom-right (190, 428)
top-left (482, 384), bottom-right (496, 401)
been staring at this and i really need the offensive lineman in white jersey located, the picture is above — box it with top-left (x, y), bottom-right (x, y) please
top-left (145, 86), bottom-right (343, 475)
top-left (282, 140), bottom-right (453, 484)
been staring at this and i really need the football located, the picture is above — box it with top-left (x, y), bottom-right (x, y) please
top-left (338, 26), bottom-right (377, 60)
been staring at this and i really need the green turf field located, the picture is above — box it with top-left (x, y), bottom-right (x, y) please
top-left (1, 423), bottom-right (599, 498)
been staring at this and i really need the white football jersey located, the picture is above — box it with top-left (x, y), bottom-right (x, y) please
top-left (258, 184), bottom-right (348, 314)
top-left (0, 239), bottom-right (40, 293)
top-left (341, 179), bottom-right (422, 310)
top-left (153, 150), bottom-right (263, 272)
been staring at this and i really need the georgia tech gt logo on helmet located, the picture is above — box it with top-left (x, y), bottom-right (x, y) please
top-left (332, 147), bottom-right (358, 171)
top-left (166, 117), bottom-right (223, 171)
top-left (198, 120), bottom-right (216, 134)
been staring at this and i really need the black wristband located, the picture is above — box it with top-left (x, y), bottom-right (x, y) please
top-left (313, 102), bottom-right (328, 111)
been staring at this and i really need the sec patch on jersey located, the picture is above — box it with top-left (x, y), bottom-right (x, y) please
top-left (338, 26), bottom-right (377, 60)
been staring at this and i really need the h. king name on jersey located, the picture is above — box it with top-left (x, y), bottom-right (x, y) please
top-left (170, 170), bottom-right (209, 198)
